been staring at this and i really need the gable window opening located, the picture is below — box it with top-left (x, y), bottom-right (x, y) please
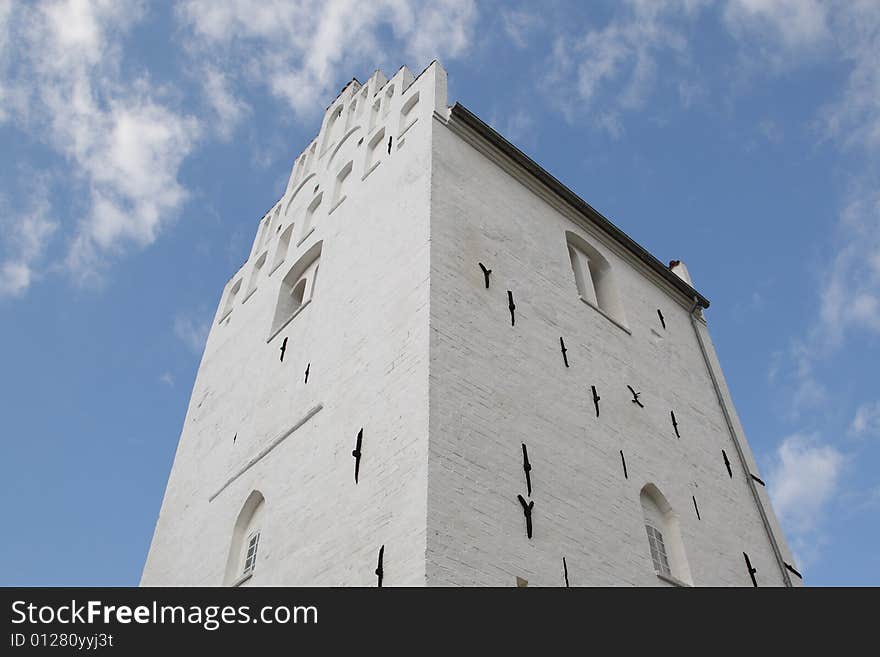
top-left (566, 231), bottom-right (628, 330)
top-left (269, 241), bottom-right (322, 340)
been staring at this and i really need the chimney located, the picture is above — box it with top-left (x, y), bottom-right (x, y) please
top-left (668, 260), bottom-right (694, 287)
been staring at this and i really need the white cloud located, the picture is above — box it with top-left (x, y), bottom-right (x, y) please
top-left (174, 313), bottom-right (211, 355)
top-left (767, 433), bottom-right (844, 537)
top-left (818, 185), bottom-right (880, 345)
top-left (821, 3), bottom-right (880, 150)
top-left (0, 0), bottom-right (11, 121)
top-left (722, 1), bottom-right (880, 151)
top-left (159, 372), bottom-right (175, 387)
top-left (177, 0), bottom-right (477, 120)
top-left (547, 0), bottom-right (706, 135)
top-left (500, 7), bottom-right (542, 49)
top-left (0, 195), bottom-right (59, 298)
top-left (723, 0), bottom-right (829, 49)
top-left (850, 401), bottom-right (880, 437)
top-left (2, 1), bottom-right (200, 287)
top-left (202, 68), bottom-right (251, 140)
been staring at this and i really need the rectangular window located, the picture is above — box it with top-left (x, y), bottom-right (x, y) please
top-left (645, 525), bottom-right (671, 577)
top-left (243, 530), bottom-right (260, 575)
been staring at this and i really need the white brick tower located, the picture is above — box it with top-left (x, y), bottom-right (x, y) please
top-left (141, 62), bottom-right (802, 587)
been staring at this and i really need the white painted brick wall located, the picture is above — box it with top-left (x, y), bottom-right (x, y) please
top-left (425, 114), bottom-right (798, 587)
top-left (141, 61), bottom-right (798, 587)
top-left (141, 64), bottom-right (445, 587)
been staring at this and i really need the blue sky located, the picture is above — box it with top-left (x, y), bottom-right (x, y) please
top-left (1, 1), bottom-right (877, 586)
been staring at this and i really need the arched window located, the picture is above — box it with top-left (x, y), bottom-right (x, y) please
top-left (640, 484), bottom-right (692, 585)
top-left (565, 231), bottom-right (627, 327)
top-left (223, 490), bottom-right (265, 586)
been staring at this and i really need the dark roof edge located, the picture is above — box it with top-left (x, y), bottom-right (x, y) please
top-left (448, 102), bottom-right (710, 309)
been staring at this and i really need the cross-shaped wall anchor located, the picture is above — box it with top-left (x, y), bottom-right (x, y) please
top-left (627, 385), bottom-right (644, 408)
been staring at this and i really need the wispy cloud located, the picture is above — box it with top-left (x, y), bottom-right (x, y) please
top-left (850, 401), bottom-right (880, 438)
top-left (0, 192), bottom-right (58, 298)
top-left (159, 372), bottom-right (175, 387)
top-left (201, 67), bottom-right (251, 141)
top-left (500, 7), bottom-right (543, 49)
top-left (767, 433), bottom-right (845, 566)
top-left (547, 0), bottom-right (706, 136)
top-left (723, 0), bottom-right (829, 51)
top-left (174, 312), bottom-right (211, 355)
top-left (1, 1), bottom-right (200, 286)
top-left (176, 0), bottom-right (477, 120)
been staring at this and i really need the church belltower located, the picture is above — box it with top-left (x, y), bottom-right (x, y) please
top-left (141, 62), bottom-right (801, 587)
